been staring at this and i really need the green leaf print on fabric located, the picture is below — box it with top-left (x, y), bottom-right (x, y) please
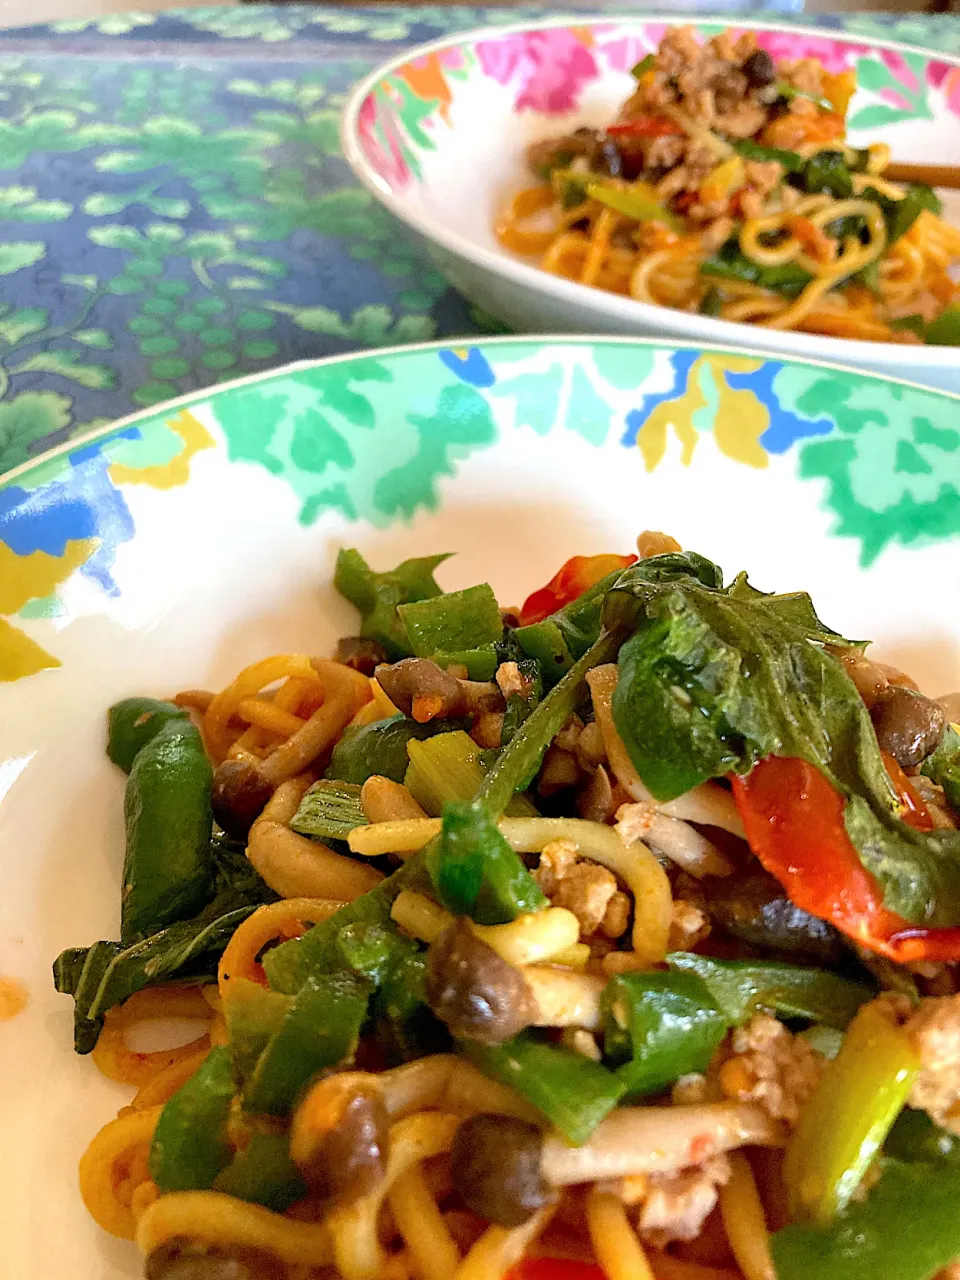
top-left (0, 242), bottom-right (44, 274)
top-left (0, 391), bottom-right (72, 474)
top-left (0, 186), bottom-right (71, 221)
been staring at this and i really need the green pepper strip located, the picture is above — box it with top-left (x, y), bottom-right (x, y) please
top-left (399, 583), bottom-right (504, 657)
top-left (426, 800), bottom-right (547, 925)
top-left (107, 696), bottom-right (189, 773)
top-left (461, 1032), bottom-right (626, 1145)
top-left (602, 971), bottom-right (728, 1100)
top-left (475, 630), bottom-right (622, 818)
top-left (121, 719), bottom-right (213, 945)
top-left (150, 1046), bottom-right (236, 1193)
top-left (667, 953), bottom-right (873, 1031)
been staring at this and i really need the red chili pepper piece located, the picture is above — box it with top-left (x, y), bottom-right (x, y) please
top-left (518, 553), bottom-right (637, 627)
top-left (731, 755), bottom-right (960, 963)
top-left (881, 751), bottom-right (934, 832)
top-left (606, 117), bottom-right (683, 138)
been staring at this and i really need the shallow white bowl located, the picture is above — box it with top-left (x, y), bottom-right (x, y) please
top-left (341, 16), bottom-right (960, 393)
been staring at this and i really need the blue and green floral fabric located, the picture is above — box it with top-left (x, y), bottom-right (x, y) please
top-left (0, 5), bottom-right (957, 475)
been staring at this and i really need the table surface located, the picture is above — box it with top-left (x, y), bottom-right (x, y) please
top-left (1, 4), bottom-right (959, 473)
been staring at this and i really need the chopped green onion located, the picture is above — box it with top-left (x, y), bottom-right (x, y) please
top-left (587, 181), bottom-right (681, 230)
top-left (630, 53), bottom-right (655, 78)
top-left (290, 779), bottom-right (366, 841)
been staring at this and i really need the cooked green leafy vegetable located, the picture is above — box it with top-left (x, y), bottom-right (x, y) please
top-left (604, 552), bottom-right (960, 926)
top-left (326, 713), bottom-right (460, 786)
top-left (859, 182), bottom-right (942, 245)
top-left (702, 239), bottom-right (812, 299)
top-left (791, 149), bottom-right (852, 199)
top-left (335, 547), bottom-right (450, 660)
top-left (732, 138), bottom-right (804, 172)
top-left (54, 835), bottom-right (277, 1053)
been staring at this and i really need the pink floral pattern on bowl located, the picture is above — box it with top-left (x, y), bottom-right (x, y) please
top-left (352, 19), bottom-right (960, 192)
top-left (476, 28), bottom-right (599, 114)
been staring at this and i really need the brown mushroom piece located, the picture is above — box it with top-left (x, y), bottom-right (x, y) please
top-left (700, 867), bottom-right (844, 965)
top-left (290, 1075), bottom-right (390, 1204)
top-left (870, 686), bottom-right (946, 769)
top-left (450, 1114), bottom-right (554, 1227)
top-left (144, 1241), bottom-right (285, 1280)
top-left (333, 636), bottom-right (388, 677)
top-left (211, 757), bottom-right (273, 839)
top-left (425, 919), bottom-right (537, 1044)
top-left (375, 658), bottom-right (462, 722)
top-left (375, 658), bottom-right (504, 725)
top-left (742, 48), bottom-right (776, 87)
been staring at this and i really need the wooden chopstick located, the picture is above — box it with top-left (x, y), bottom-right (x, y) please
top-left (882, 162), bottom-right (960, 190)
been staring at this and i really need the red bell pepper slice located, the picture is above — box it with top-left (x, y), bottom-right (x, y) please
top-left (607, 117), bottom-right (683, 138)
top-left (518, 553), bottom-right (637, 627)
top-left (506, 1261), bottom-right (604, 1280)
top-left (731, 756), bottom-right (960, 962)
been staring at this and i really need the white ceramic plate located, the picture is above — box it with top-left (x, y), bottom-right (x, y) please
top-left (2, 336), bottom-right (959, 1278)
top-left (341, 17), bottom-right (960, 393)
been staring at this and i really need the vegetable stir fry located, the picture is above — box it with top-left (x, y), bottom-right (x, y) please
top-left (499, 27), bottom-right (960, 344)
top-left (55, 534), bottom-right (960, 1280)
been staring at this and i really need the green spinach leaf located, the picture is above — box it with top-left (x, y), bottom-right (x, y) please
top-left (604, 554), bottom-right (960, 926)
top-left (701, 239), bottom-right (813, 298)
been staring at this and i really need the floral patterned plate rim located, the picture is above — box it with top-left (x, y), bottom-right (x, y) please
top-left (340, 16), bottom-right (960, 390)
top-left (2, 334), bottom-right (959, 1280)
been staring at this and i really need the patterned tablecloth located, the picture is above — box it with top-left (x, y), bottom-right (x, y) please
top-left (1, 4), bottom-right (959, 472)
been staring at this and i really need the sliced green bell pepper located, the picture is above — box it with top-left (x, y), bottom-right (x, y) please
top-left (399, 583), bottom-right (504, 658)
top-left (121, 719), bottom-right (213, 944)
top-left (213, 1131), bottom-right (307, 1211)
top-left (150, 1046), bottom-right (236, 1192)
top-left (462, 1031), bottom-right (627, 1145)
top-left (334, 547), bottom-right (450, 660)
top-left (107, 696), bottom-right (190, 773)
top-left (426, 800), bottom-right (546, 925)
top-left (667, 953), bottom-right (873, 1030)
top-left (246, 971), bottom-right (370, 1115)
top-left (603, 971), bottom-right (729, 1099)
top-left (774, 1110), bottom-right (960, 1280)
